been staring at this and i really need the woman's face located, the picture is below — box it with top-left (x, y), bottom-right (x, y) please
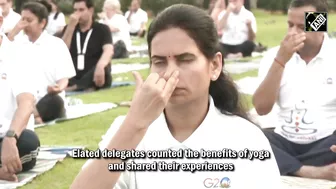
top-left (104, 6), bottom-right (115, 18)
top-left (150, 27), bottom-right (222, 105)
top-left (21, 10), bottom-right (45, 36)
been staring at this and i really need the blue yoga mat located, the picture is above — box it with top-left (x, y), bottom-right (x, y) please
top-left (66, 81), bottom-right (135, 96)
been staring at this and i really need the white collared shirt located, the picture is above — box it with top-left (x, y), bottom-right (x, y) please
top-left (83, 96), bottom-right (281, 189)
top-left (218, 6), bottom-right (257, 45)
top-left (258, 33), bottom-right (336, 144)
top-left (14, 31), bottom-right (76, 103)
top-left (0, 8), bottom-right (21, 34)
top-left (125, 8), bottom-right (148, 33)
top-left (0, 33), bottom-right (36, 137)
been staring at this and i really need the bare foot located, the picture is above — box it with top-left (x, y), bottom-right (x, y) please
top-left (330, 145), bottom-right (336, 153)
top-left (295, 164), bottom-right (336, 181)
top-left (0, 169), bottom-right (18, 182)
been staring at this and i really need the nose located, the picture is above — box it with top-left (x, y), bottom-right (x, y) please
top-left (163, 59), bottom-right (179, 81)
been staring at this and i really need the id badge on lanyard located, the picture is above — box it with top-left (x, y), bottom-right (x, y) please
top-left (76, 29), bottom-right (93, 70)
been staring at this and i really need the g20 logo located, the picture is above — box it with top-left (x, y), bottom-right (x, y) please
top-left (203, 177), bottom-right (231, 188)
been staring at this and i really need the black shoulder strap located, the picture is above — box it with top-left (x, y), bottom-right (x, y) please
top-left (54, 12), bottom-right (60, 20)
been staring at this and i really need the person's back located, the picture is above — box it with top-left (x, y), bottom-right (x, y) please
top-left (46, 0), bottom-right (66, 35)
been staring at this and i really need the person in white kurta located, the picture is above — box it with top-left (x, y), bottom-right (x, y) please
top-left (45, 0), bottom-right (66, 36)
top-left (83, 97), bottom-right (280, 189)
top-left (99, 0), bottom-right (132, 58)
top-left (217, 0), bottom-right (257, 59)
top-left (253, 0), bottom-right (336, 181)
top-left (125, 0), bottom-right (148, 38)
top-left (0, 0), bottom-right (21, 34)
top-left (10, 2), bottom-right (76, 124)
top-left (71, 4), bottom-right (281, 189)
top-left (0, 33), bottom-right (40, 181)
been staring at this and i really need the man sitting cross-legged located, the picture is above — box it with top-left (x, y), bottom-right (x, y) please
top-left (0, 33), bottom-right (40, 182)
top-left (62, 0), bottom-right (114, 92)
top-left (253, 0), bottom-right (336, 181)
top-left (217, 0), bottom-right (257, 59)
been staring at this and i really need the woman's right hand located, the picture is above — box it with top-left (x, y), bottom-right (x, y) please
top-left (126, 70), bottom-right (179, 130)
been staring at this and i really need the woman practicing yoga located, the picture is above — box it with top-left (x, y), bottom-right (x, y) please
top-left (71, 4), bottom-right (280, 189)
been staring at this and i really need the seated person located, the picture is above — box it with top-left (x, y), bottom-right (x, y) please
top-left (8, 2), bottom-right (76, 123)
top-left (45, 0), bottom-right (66, 36)
top-left (70, 4), bottom-right (281, 189)
top-left (99, 0), bottom-right (132, 59)
top-left (253, 0), bottom-right (336, 181)
top-left (125, 0), bottom-right (148, 38)
top-left (62, 0), bottom-right (114, 92)
top-left (0, 0), bottom-right (21, 35)
top-left (0, 32), bottom-right (40, 182)
top-left (218, 0), bottom-right (256, 59)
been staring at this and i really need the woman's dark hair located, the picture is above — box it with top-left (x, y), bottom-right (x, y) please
top-left (22, 2), bottom-right (49, 29)
top-left (147, 4), bottom-right (252, 122)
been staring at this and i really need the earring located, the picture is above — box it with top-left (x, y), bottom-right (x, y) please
top-left (212, 75), bottom-right (217, 80)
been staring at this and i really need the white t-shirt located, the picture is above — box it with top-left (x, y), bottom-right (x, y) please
top-left (99, 14), bottom-right (132, 51)
top-left (46, 12), bottom-right (66, 35)
top-left (258, 33), bottom-right (336, 144)
top-left (218, 6), bottom-right (257, 45)
top-left (0, 34), bottom-right (36, 137)
top-left (0, 8), bottom-right (21, 34)
top-left (82, 96), bottom-right (281, 189)
top-left (125, 8), bottom-right (148, 33)
top-left (14, 31), bottom-right (76, 103)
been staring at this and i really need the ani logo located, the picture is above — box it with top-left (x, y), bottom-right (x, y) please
top-left (220, 177), bottom-right (231, 188)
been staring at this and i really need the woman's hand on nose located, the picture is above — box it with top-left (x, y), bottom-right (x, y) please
top-left (126, 70), bottom-right (179, 130)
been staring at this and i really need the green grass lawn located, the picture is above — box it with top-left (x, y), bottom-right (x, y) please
top-left (21, 10), bottom-right (336, 189)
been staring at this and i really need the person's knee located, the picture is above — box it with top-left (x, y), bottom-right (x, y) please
top-left (17, 130), bottom-right (40, 155)
top-left (17, 130), bottom-right (40, 172)
top-left (240, 40), bottom-right (256, 57)
top-left (36, 94), bottom-right (65, 122)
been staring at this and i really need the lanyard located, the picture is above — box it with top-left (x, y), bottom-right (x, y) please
top-left (76, 29), bottom-right (93, 55)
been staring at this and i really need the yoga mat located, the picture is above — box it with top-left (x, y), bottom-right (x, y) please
top-left (281, 176), bottom-right (336, 189)
top-left (65, 81), bottom-right (135, 96)
top-left (35, 102), bottom-right (118, 128)
top-left (0, 146), bottom-right (84, 189)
